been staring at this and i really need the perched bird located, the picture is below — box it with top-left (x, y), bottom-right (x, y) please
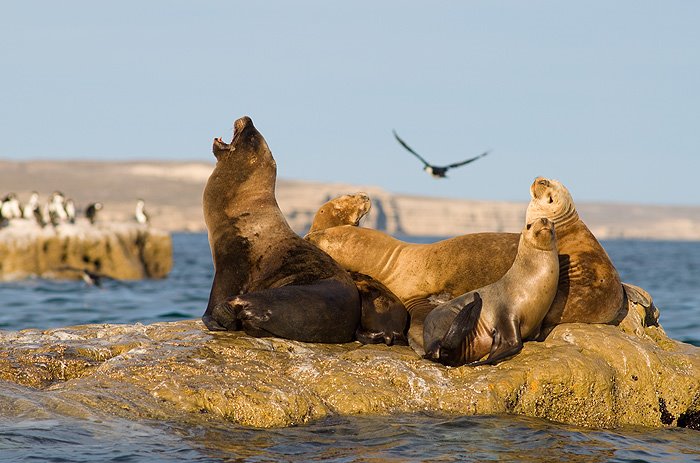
top-left (135, 199), bottom-right (149, 225)
top-left (22, 191), bottom-right (40, 220)
top-left (1, 193), bottom-right (23, 219)
top-left (392, 130), bottom-right (490, 179)
top-left (65, 198), bottom-right (76, 224)
top-left (85, 202), bottom-right (103, 225)
top-left (48, 192), bottom-right (68, 226)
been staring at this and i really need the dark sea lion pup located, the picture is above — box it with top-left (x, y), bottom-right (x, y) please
top-left (307, 193), bottom-right (408, 346)
top-left (201, 116), bottom-right (361, 343)
top-left (424, 217), bottom-right (559, 367)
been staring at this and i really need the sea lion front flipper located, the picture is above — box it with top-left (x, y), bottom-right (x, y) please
top-left (468, 317), bottom-right (523, 366)
top-left (424, 293), bottom-right (483, 366)
top-left (406, 297), bottom-right (440, 356)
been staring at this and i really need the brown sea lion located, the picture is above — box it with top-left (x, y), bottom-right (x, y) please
top-left (201, 116), bottom-right (360, 343)
top-left (352, 272), bottom-right (409, 346)
top-left (423, 217), bottom-right (560, 366)
top-left (307, 193), bottom-right (408, 346)
top-left (306, 176), bottom-right (624, 350)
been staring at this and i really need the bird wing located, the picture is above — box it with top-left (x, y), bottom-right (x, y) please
top-left (393, 130), bottom-right (431, 167)
top-left (446, 150), bottom-right (490, 169)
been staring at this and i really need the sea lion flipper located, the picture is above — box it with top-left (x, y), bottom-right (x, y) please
top-left (439, 293), bottom-right (483, 351)
top-left (469, 319), bottom-right (523, 366)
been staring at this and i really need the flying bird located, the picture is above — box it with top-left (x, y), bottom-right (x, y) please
top-left (392, 130), bottom-right (490, 179)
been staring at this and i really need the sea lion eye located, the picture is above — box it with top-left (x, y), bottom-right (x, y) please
top-left (526, 223), bottom-right (532, 230)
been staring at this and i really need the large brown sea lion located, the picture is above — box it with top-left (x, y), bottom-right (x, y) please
top-left (423, 217), bottom-right (560, 366)
top-left (201, 116), bottom-right (360, 343)
top-left (306, 177), bottom-right (624, 349)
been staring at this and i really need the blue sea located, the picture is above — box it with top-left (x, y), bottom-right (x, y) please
top-left (1, 233), bottom-right (699, 462)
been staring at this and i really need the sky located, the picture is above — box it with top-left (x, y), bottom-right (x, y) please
top-left (1, 1), bottom-right (698, 206)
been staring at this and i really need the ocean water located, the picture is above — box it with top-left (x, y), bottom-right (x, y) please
top-left (1, 233), bottom-right (699, 462)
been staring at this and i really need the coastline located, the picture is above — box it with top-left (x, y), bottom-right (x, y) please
top-left (2, 160), bottom-right (700, 240)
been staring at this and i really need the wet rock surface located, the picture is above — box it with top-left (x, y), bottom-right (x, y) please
top-left (0, 220), bottom-right (172, 280)
top-left (0, 297), bottom-right (698, 430)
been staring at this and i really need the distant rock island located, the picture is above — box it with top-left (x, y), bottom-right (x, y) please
top-left (2, 160), bottom-right (700, 240)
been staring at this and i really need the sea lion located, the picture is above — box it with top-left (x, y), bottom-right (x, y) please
top-left (306, 225), bottom-right (519, 353)
top-left (423, 217), bottom-right (559, 366)
top-left (525, 177), bottom-right (623, 333)
top-left (352, 272), bottom-right (409, 346)
top-left (307, 193), bottom-right (408, 346)
top-left (201, 116), bottom-right (361, 343)
top-left (306, 176), bottom-right (624, 349)
top-left (307, 192), bottom-right (371, 234)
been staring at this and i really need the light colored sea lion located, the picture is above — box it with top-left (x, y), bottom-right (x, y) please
top-left (201, 116), bottom-right (360, 343)
top-left (306, 225), bottom-right (519, 352)
top-left (307, 192), bottom-right (371, 234)
top-left (423, 217), bottom-right (559, 366)
top-left (525, 177), bottom-right (623, 333)
top-left (306, 176), bottom-right (624, 348)
top-left (307, 193), bottom-right (408, 346)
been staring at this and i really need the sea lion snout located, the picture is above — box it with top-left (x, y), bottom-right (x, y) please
top-left (530, 177), bottom-right (550, 199)
top-left (528, 217), bottom-right (553, 232)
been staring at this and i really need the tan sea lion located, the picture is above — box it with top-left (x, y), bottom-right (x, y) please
top-left (307, 192), bottom-right (371, 234)
top-left (525, 177), bottom-right (623, 333)
top-left (306, 176), bottom-right (624, 348)
top-left (423, 217), bottom-right (560, 366)
top-left (308, 193), bottom-right (408, 345)
top-left (306, 225), bottom-right (519, 352)
top-left (201, 116), bottom-right (360, 343)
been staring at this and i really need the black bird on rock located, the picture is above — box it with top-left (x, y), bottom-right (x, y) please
top-left (392, 130), bottom-right (490, 179)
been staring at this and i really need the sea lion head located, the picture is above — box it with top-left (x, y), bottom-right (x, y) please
top-left (525, 177), bottom-right (578, 227)
top-left (307, 192), bottom-right (371, 234)
top-left (211, 116), bottom-right (276, 176)
top-left (203, 116), bottom-right (278, 226)
top-left (523, 217), bottom-right (557, 251)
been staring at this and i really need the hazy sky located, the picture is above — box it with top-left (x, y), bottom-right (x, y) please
top-left (1, 1), bottom-right (698, 205)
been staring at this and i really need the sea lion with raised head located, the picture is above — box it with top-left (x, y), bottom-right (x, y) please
top-left (307, 193), bottom-right (408, 346)
top-left (423, 217), bottom-right (560, 366)
top-left (306, 176), bottom-right (624, 350)
top-left (307, 192), bottom-right (371, 234)
top-left (525, 177), bottom-right (623, 334)
top-left (201, 116), bottom-right (361, 343)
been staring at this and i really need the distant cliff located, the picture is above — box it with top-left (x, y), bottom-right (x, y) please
top-left (2, 160), bottom-right (700, 240)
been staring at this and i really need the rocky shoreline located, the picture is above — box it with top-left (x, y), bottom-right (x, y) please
top-left (1, 291), bottom-right (698, 430)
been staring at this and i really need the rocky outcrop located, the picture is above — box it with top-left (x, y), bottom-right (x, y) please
top-left (0, 293), bottom-right (698, 430)
top-left (0, 219), bottom-right (172, 280)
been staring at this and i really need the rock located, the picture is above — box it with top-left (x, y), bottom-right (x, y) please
top-left (0, 293), bottom-right (698, 430)
top-left (0, 219), bottom-right (172, 281)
